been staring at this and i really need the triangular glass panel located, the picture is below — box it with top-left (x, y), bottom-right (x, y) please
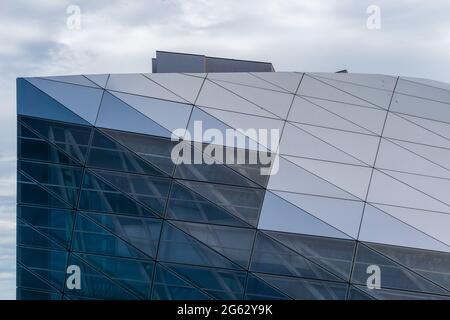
top-left (176, 179), bottom-right (263, 227)
top-left (91, 168), bottom-right (170, 216)
top-left (87, 129), bottom-right (166, 177)
top-left (166, 181), bottom-right (251, 228)
top-left (95, 91), bottom-right (172, 138)
top-left (19, 116), bottom-right (91, 164)
top-left (75, 253), bottom-right (154, 299)
top-left (26, 77), bottom-right (104, 124)
top-left (145, 73), bottom-right (205, 104)
top-left (273, 190), bottom-right (363, 239)
top-left (17, 78), bottom-right (89, 125)
top-left (83, 211), bottom-right (162, 259)
top-left (265, 230), bottom-right (356, 281)
top-left (250, 72), bottom-right (303, 93)
top-left (170, 220), bottom-right (255, 269)
top-left (250, 232), bottom-right (342, 281)
top-left (106, 73), bottom-right (186, 103)
top-left (244, 273), bottom-right (291, 300)
top-left (151, 263), bottom-right (212, 300)
top-left (161, 263), bottom-right (246, 300)
top-left (101, 128), bottom-right (177, 176)
top-left (254, 273), bottom-right (348, 300)
top-left (72, 213), bottom-right (149, 259)
top-left (78, 170), bottom-right (160, 218)
top-left (157, 222), bottom-right (242, 270)
top-left (267, 156), bottom-right (359, 201)
top-left (40, 75), bottom-right (100, 88)
top-left (258, 191), bottom-right (351, 240)
top-left (84, 74), bottom-right (109, 88)
top-left (360, 204), bottom-right (450, 252)
top-left (109, 91), bottom-right (192, 134)
top-left (65, 254), bottom-right (138, 299)
top-left (351, 243), bottom-right (448, 295)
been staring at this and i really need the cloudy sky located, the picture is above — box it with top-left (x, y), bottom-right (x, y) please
top-left (1, 0), bottom-right (450, 299)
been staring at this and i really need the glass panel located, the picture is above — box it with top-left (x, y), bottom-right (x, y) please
top-left (76, 253), bottom-right (153, 299)
top-left (91, 169), bottom-right (170, 216)
top-left (101, 128), bottom-right (177, 176)
top-left (17, 78), bottom-right (89, 126)
top-left (367, 242), bottom-right (450, 292)
top-left (176, 180), bottom-right (264, 227)
top-left (351, 243), bottom-right (447, 295)
top-left (18, 160), bottom-right (82, 207)
top-left (17, 287), bottom-right (62, 300)
top-left (255, 273), bottom-right (348, 300)
top-left (258, 191), bottom-right (350, 240)
top-left (17, 221), bottom-right (66, 250)
top-left (72, 214), bottom-right (149, 259)
top-left (79, 171), bottom-right (158, 218)
top-left (18, 206), bottom-right (75, 248)
top-left (151, 263), bottom-right (212, 300)
top-left (95, 91), bottom-right (172, 137)
top-left (157, 222), bottom-right (241, 270)
top-left (166, 181), bottom-right (250, 228)
top-left (87, 129), bottom-right (165, 177)
top-left (83, 212), bottom-right (162, 259)
top-left (244, 274), bottom-right (290, 300)
top-left (111, 91), bottom-right (192, 134)
top-left (25, 77), bottom-right (104, 124)
top-left (250, 232), bottom-right (340, 281)
top-left (19, 116), bottom-right (91, 163)
top-left (171, 221), bottom-right (255, 269)
top-left (65, 254), bottom-right (138, 299)
top-left (17, 247), bottom-right (68, 292)
top-left (161, 263), bottom-right (246, 300)
top-left (265, 231), bottom-right (356, 281)
top-left (17, 173), bottom-right (71, 208)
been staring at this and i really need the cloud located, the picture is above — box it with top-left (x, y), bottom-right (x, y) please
top-left (1, 0), bottom-right (450, 299)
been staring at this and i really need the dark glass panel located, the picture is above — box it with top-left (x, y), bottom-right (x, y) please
top-left (87, 129), bottom-right (165, 177)
top-left (244, 274), bottom-right (290, 300)
top-left (162, 263), bottom-right (246, 300)
top-left (151, 263), bottom-right (212, 300)
top-left (250, 232), bottom-right (340, 281)
top-left (157, 222), bottom-right (240, 270)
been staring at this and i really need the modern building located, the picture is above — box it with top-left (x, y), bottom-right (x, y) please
top-left (16, 52), bottom-right (450, 300)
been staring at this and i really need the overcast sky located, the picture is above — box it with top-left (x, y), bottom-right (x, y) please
top-left (1, 0), bottom-right (450, 299)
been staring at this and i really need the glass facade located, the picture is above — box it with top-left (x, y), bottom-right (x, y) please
top-left (16, 72), bottom-right (450, 300)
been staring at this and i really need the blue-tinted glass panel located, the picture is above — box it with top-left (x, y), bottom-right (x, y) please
top-left (18, 161), bottom-right (82, 207)
top-left (255, 273), bottom-right (348, 300)
top-left (83, 212), bottom-right (162, 259)
top-left (91, 169), bottom-right (170, 216)
top-left (250, 232), bottom-right (340, 281)
top-left (19, 116), bottom-right (91, 163)
top-left (162, 263), bottom-right (246, 300)
top-left (17, 287), bottom-right (62, 300)
top-left (17, 265), bottom-right (61, 294)
top-left (17, 221), bottom-right (66, 250)
top-left (72, 214), bottom-right (149, 259)
top-left (171, 221), bottom-right (255, 269)
top-left (151, 264), bottom-right (212, 300)
top-left (244, 274), bottom-right (290, 300)
top-left (351, 244), bottom-right (447, 295)
top-left (65, 254), bottom-right (138, 299)
top-left (87, 129), bottom-right (165, 176)
top-left (17, 247), bottom-right (67, 292)
top-left (102, 128), bottom-right (177, 175)
top-left (157, 222), bottom-right (241, 270)
top-left (17, 78), bottom-right (90, 125)
top-left (18, 123), bottom-right (79, 165)
top-left (17, 173), bottom-right (72, 208)
top-left (76, 253), bottom-right (154, 299)
top-left (166, 181), bottom-right (249, 227)
top-left (79, 171), bottom-right (158, 217)
top-left (18, 206), bottom-right (75, 248)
